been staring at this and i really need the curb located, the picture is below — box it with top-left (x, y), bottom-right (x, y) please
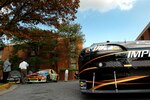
top-left (0, 83), bottom-right (18, 96)
top-left (0, 83), bottom-right (12, 91)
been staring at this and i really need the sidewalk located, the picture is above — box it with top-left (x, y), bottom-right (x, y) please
top-left (0, 83), bottom-right (18, 95)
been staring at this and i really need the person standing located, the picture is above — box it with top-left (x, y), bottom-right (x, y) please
top-left (2, 58), bottom-right (11, 83)
top-left (19, 60), bottom-right (29, 83)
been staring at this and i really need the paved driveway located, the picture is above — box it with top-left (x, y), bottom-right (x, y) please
top-left (0, 81), bottom-right (150, 100)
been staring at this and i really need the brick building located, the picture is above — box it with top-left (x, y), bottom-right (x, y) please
top-left (0, 37), bottom-right (83, 80)
top-left (136, 22), bottom-right (150, 40)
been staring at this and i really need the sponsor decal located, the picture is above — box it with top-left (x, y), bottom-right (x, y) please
top-left (127, 50), bottom-right (150, 58)
top-left (90, 45), bottom-right (121, 52)
top-left (80, 80), bottom-right (87, 90)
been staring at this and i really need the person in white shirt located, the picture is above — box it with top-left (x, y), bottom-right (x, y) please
top-left (19, 60), bottom-right (29, 83)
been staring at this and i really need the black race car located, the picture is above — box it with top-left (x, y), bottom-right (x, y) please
top-left (79, 41), bottom-right (150, 93)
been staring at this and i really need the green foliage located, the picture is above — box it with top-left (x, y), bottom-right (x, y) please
top-left (58, 24), bottom-right (85, 42)
top-left (27, 56), bottom-right (42, 72)
top-left (9, 55), bottom-right (21, 70)
top-left (11, 28), bottom-right (59, 71)
top-left (0, 38), bottom-right (5, 49)
top-left (0, 60), bottom-right (3, 66)
top-left (58, 23), bottom-right (84, 68)
top-left (0, 60), bottom-right (4, 70)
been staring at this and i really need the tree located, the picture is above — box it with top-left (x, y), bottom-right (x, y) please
top-left (58, 23), bottom-right (84, 68)
top-left (0, 0), bottom-right (80, 38)
top-left (10, 28), bottom-right (59, 72)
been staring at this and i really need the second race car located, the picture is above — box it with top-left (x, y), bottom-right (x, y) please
top-left (26, 69), bottom-right (58, 83)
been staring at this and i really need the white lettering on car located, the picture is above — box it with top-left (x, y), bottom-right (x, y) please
top-left (128, 50), bottom-right (150, 58)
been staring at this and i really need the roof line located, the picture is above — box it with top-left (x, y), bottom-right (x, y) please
top-left (136, 22), bottom-right (150, 40)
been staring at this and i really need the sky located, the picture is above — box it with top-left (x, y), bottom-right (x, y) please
top-left (75, 0), bottom-right (150, 47)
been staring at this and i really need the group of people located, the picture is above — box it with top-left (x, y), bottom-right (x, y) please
top-left (2, 59), bottom-right (29, 84)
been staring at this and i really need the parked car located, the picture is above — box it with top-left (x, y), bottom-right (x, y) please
top-left (7, 70), bottom-right (21, 83)
top-left (26, 69), bottom-right (58, 83)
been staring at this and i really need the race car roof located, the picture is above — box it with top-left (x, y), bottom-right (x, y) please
top-left (90, 40), bottom-right (150, 49)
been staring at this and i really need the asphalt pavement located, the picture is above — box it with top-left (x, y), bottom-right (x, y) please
top-left (0, 81), bottom-right (150, 100)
